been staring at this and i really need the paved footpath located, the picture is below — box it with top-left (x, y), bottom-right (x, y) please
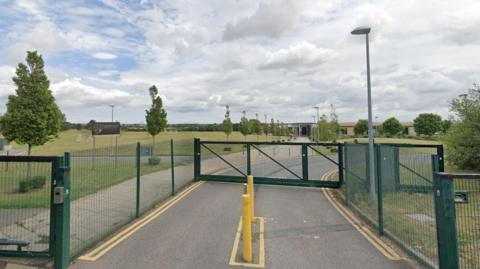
top-left (69, 181), bottom-right (415, 269)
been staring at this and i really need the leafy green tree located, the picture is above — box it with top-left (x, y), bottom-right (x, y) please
top-left (145, 85), bottom-right (167, 152)
top-left (222, 105), bottom-right (233, 140)
top-left (444, 85), bottom-right (480, 170)
top-left (239, 111), bottom-right (250, 140)
top-left (354, 120), bottom-right (368, 136)
top-left (413, 113), bottom-right (442, 137)
top-left (382, 117), bottom-right (404, 136)
top-left (441, 119), bottom-right (452, 134)
top-left (249, 119), bottom-right (263, 139)
top-left (318, 115), bottom-right (337, 141)
top-left (270, 118), bottom-right (276, 139)
top-left (0, 51), bottom-right (62, 160)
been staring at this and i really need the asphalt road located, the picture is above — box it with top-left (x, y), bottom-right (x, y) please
top-left (69, 181), bottom-right (414, 269)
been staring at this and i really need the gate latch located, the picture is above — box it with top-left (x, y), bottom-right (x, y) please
top-left (54, 187), bottom-right (65, 204)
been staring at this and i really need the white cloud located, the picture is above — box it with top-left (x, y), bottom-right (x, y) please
top-left (92, 52), bottom-right (118, 60)
top-left (223, 0), bottom-right (303, 40)
top-left (259, 42), bottom-right (336, 70)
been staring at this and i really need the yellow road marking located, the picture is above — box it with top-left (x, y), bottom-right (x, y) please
top-left (320, 171), bottom-right (402, 260)
top-left (79, 181), bottom-right (204, 261)
top-left (229, 217), bottom-right (265, 268)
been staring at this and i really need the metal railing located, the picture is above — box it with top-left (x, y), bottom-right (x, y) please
top-left (343, 143), bottom-right (444, 269)
top-left (194, 138), bottom-right (343, 188)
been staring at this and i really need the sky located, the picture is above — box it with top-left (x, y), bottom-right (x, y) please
top-left (0, 0), bottom-right (479, 124)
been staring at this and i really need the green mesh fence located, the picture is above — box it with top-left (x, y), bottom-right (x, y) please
top-left (344, 144), bottom-right (377, 223)
top-left (0, 159), bottom-right (53, 254)
top-left (344, 143), bottom-right (441, 269)
top-left (378, 145), bottom-right (438, 269)
top-left (453, 176), bottom-right (480, 269)
top-left (68, 139), bottom-right (195, 259)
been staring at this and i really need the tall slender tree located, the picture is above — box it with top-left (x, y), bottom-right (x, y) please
top-left (145, 85), bottom-right (167, 153)
top-left (0, 51), bottom-right (62, 165)
top-left (222, 105), bottom-right (233, 140)
top-left (239, 110), bottom-right (250, 140)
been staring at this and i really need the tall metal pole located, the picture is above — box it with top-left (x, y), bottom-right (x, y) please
top-left (366, 33), bottom-right (376, 201)
top-left (109, 104), bottom-right (115, 122)
top-left (314, 106), bottom-right (320, 142)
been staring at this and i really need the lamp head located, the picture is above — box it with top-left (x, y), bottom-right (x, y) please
top-left (351, 26), bottom-right (371, 35)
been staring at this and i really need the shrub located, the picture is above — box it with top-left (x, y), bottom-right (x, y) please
top-left (148, 157), bottom-right (161, 166)
top-left (19, 176), bottom-right (46, 193)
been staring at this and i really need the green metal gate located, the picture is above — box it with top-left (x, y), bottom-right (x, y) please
top-left (193, 139), bottom-right (343, 188)
top-left (0, 155), bottom-right (70, 269)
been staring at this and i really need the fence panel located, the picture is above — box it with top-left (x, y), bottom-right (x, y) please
top-left (69, 143), bottom-right (137, 258)
top-left (344, 144), bottom-right (377, 223)
top-left (0, 159), bottom-right (53, 255)
top-left (453, 175), bottom-right (480, 269)
top-left (379, 145), bottom-right (438, 268)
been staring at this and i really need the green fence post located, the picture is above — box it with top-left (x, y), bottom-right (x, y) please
top-left (53, 154), bottom-right (70, 269)
top-left (194, 138), bottom-right (200, 180)
top-left (302, 144), bottom-right (308, 180)
top-left (344, 144), bottom-right (351, 207)
top-left (437, 145), bottom-right (445, 172)
top-left (393, 147), bottom-right (400, 190)
top-left (338, 144), bottom-right (344, 186)
top-left (375, 145), bottom-right (384, 236)
top-left (246, 143), bottom-right (251, 175)
top-left (170, 139), bottom-right (175, 196)
top-left (433, 172), bottom-right (459, 269)
top-left (136, 142), bottom-right (141, 218)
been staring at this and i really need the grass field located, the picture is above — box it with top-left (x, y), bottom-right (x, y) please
top-left (6, 130), bottom-right (275, 156)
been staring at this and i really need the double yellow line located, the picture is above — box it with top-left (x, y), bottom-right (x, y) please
top-left (321, 170), bottom-right (402, 260)
top-left (79, 181), bottom-right (204, 261)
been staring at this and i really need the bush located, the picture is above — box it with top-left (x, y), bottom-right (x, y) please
top-left (148, 157), bottom-right (161, 166)
top-left (19, 176), bottom-right (46, 193)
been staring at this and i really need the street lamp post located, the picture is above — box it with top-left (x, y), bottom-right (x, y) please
top-left (312, 115), bottom-right (316, 141)
top-left (351, 26), bottom-right (375, 201)
top-left (109, 104), bottom-right (115, 122)
top-left (314, 106), bottom-right (320, 142)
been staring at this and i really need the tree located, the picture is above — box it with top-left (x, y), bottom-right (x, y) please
top-left (413, 113), bottom-right (442, 137)
top-left (444, 84), bottom-right (480, 170)
top-left (317, 115), bottom-right (337, 141)
top-left (222, 105), bottom-right (233, 140)
top-left (145, 85), bottom-right (167, 152)
top-left (270, 118), bottom-right (276, 139)
top-left (354, 120), bottom-right (368, 136)
top-left (249, 119), bottom-right (262, 139)
top-left (239, 111), bottom-right (250, 140)
top-left (441, 119), bottom-right (452, 134)
top-left (0, 51), bottom-right (62, 161)
top-left (382, 117), bottom-right (404, 136)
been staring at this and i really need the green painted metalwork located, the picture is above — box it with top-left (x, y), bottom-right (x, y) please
top-left (200, 175), bottom-right (341, 188)
top-left (302, 144), bottom-right (308, 180)
top-left (434, 173), bottom-right (460, 269)
top-left (135, 142), bottom-right (141, 218)
top-left (194, 138), bottom-right (201, 180)
top-left (344, 143), bottom-right (445, 269)
top-left (53, 155), bottom-right (70, 269)
top-left (375, 145), bottom-right (384, 236)
top-left (196, 140), bottom-right (342, 188)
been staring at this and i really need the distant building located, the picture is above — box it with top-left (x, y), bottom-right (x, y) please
top-left (288, 122), bottom-right (416, 137)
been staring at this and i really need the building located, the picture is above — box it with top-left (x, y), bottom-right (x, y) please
top-left (288, 122), bottom-right (416, 137)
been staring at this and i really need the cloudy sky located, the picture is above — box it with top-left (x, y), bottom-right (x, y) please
top-left (0, 0), bottom-right (479, 124)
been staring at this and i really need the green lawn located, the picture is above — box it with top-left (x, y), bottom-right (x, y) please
top-left (7, 130), bottom-right (277, 156)
top-left (0, 131), bottom-right (285, 208)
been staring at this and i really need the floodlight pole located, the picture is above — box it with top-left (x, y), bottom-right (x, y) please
top-left (365, 33), bottom-right (376, 202)
top-left (109, 104), bottom-right (115, 122)
top-left (351, 26), bottom-right (375, 201)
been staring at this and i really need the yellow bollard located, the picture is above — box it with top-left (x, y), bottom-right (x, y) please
top-left (242, 194), bottom-right (252, 262)
top-left (247, 175), bottom-right (255, 220)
